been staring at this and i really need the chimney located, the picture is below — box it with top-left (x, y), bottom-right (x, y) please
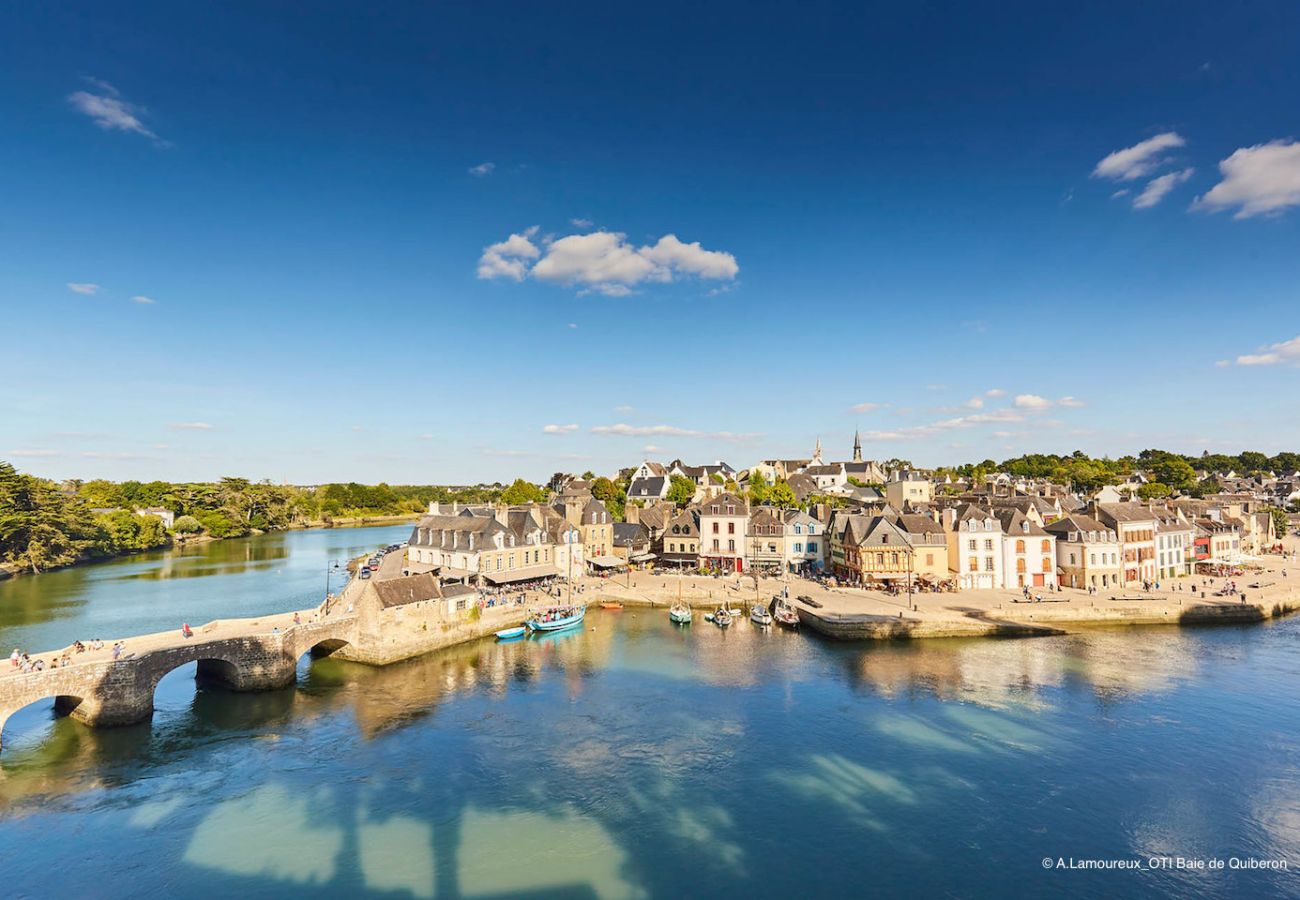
top-left (452, 501), bottom-right (460, 516)
top-left (494, 503), bottom-right (509, 527)
top-left (626, 504), bottom-right (640, 525)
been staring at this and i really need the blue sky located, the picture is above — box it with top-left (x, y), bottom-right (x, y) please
top-left (2, 1), bottom-right (1299, 484)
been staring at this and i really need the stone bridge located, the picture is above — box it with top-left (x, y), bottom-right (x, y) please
top-left (0, 609), bottom-right (358, 752)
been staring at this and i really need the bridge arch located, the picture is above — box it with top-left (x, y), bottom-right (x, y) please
top-left (0, 693), bottom-right (87, 755)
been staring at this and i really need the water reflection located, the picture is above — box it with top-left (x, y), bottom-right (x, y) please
top-left (1, 611), bottom-right (1298, 898)
top-left (0, 524), bottom-right (413, 651)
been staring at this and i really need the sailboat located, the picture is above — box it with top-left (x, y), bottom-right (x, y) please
top-left (669, 576), bottom-right (691, 623)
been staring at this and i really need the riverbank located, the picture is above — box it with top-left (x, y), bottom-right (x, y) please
top-left (0, 514), bottom-right (420, 582)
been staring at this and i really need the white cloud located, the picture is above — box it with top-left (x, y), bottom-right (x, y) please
top-left (7, 449), bottom-right (62, 458)
top-left (542, 423), bottom-right (579, 434)
top-left (850, 402), bottom-right (887, 413)
top-left (570, 218), bottom-right (593, 228)
top-left (985, 388), bottom-right (1006, 397)
top-left (1224, 334), bottom-right (1300, 367)
top-left (1013, 394), bottom-right (1053, 410)
top-left (169, 422), bottom-right (213, 431)
top-left (590, 422), bottom-right (760, 442)
top-left (67, 82), bottom-right (161, 142)
top-left (567, 322), bottom-right (578, 329)
top-left (643, 444), bottom-right (667, 454)
top-left (862, 408), bottom-right (1026, 442)
top-left (1132, 167), bottom-right (1195, 209)
top-left (963, 397), bottom-right (984, 409)
top-left (468, 162), bottom-right (495, 177)
top-left (131, 295), bottom-right (156, 305)
top-left (476, 228), bottom-right (540, 281)
top-left (67, 282), bottom-right (99, 295)
top-left (614, 405), bottom-right (634, 413)
top-left (479, 228), bottom-right (738, 295)
top-left (1193, 139), bottom-right (1300, 218)
top-left (1093, 132), bottom-right (1185, 181)
top-left (1057, 396), bottom-right (1086, 408)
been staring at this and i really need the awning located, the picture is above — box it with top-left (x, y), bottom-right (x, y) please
top-left (630, 552), bottom-right (657, 563)
top-left (483, 565), bottom-right (557, 584)
top-left (588, 555), bottom-right (626, 569)
top-left (401, 561), bottom-right (439, 575)
top-left (436, 566), bottom-right (475, 580)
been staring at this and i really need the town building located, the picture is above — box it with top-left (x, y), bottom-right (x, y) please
top-left (698, 492), bottom-right (749, 572)
top-left (946, 504), bottom-right (1005, 590)
top-left (661, 509), bottom-right (700, 566)
top-left (993, 509), bottom-right (1057, 589)
top-left (1044, 514), bottom-right (1122, 590)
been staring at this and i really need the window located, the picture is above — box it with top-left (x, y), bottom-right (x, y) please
top-left (984, 539), bottom-right (993, 551)
top-left (968, 539), bottom-right (977, 551)
top-left (808, 541), bottom-right (818, 552)
top-left (726, 505), bottom-right (734, 514)
top-left (1016, 539), bottom-right (1025, 553)
top-left (794, 542), bottom-right (803, 552)
top-left (1041, 539), bottom-right (1051, 553)
top-left (794, 524), bottom-right (802, 534)
top-left (926, 553), bottom-right (934, 566)
top-left (1016, 559), bottom-right (1026, 573)
top-left (984, 557), bottom-right (994, 571)
top-left (669, 543), bottom-right (676, 552)
top-left (713, 522), bottom-right (719, 534)
top-left (712, 539), bottom-right (719, 551)
top-left (968, 557), bottom-right (978, 572)
top-left (728, 523), bottom-right (735, 534)
top-left (809, 525), bottom-right (816, 534)
top-left (728, 539), bottom-right (735, 552)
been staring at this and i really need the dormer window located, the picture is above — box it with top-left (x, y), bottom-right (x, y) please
top-left (711, 505), bottom-right (719, 514)
top-left (726, 505), bottom-right (735, 515)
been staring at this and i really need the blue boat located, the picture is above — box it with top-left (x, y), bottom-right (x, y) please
top-left (526, 605), bottom-right (587, 633)
top-left (495, 626), bottom-right (526, 640)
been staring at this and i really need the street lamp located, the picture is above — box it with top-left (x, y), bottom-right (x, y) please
top-left (325, 559), bottom-right (342, 601)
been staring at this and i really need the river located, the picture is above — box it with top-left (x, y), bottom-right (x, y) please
top-left (1, 526), bottom-right (1298, 898)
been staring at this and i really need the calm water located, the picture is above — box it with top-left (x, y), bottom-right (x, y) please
top-left (2, 530), bottom-right (1299, 898)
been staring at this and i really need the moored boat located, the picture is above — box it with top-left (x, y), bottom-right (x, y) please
top-left (495, 626), bottom-right (526, 640)
top-left (750, 604), bottom-right (773, 627)
top-left (669, 602), bottom-right (692, 624)
top-left (713, 608), bottom-right (733, 628)
top-left (773, 601), bottom-right (799, 629)
top-left (526, 605), bottom-right (587, 633)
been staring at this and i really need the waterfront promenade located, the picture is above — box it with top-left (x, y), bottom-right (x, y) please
top-left (591, 536), bottom-right (1300, 639)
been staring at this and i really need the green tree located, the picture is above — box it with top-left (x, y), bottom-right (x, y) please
top-left (1137, 482), bottom-right (1172, 500)
top-left (747, 471), bottom-right (770, 505)
top-left (500, 478), bottom-right (545, 505)
top-left (767, 479), bottom-right (797, 508)
top-left (1151, 458), bottom-right (1196, 493)
top-left (1268, 507), bottom-right (1290, 540)
top-left (667, 476), bottom-right (696, 506)
top-left (172, 515), bottom-right (203, 534)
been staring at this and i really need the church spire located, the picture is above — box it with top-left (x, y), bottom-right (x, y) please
top-left (813, 436), bottom-right (823, 464)
top-left (853, 429), bottom-right (862, 462)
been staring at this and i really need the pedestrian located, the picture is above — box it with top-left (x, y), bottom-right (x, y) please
top-left (9, 648), bottom-right (18, 668)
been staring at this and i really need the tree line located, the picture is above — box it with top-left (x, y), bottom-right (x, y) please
top-left (0, 461), bottom-right (504, 574)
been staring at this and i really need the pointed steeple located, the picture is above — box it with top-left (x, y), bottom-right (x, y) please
top-left (853, 429), bottom-right (862, 462)
top-left (813, 436), bottom-right (823, 464)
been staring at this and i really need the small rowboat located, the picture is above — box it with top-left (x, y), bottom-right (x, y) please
top-left (713, 609), bottom-right (733, 628)
top-left (495, 626), bottom-right (526, 641)
top-left (599, 601), bottom-right (624, 610)
top-left (750, 605), bottom-right (773, 627)
top-left (669, 602), bottom-right (692, 624)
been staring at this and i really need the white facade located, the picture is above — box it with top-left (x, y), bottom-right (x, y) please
top-left (1000, 521), bottom-right (1058, 589)
top-left (947, 512), bottom-right (1004, 590)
